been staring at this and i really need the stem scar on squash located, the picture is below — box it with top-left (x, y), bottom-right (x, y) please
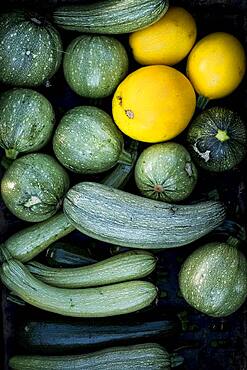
top-left (125, 109), bottom-right (134, 119)
top-left (154, 184), bottom-right (164, 193)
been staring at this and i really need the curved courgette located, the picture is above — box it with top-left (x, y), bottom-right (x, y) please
top-left (9, 343), bottom-right (182, 370)
top-left (53, 0), bottom-right (169, 34)
top-left (1, 259), bottom-right (157, 317)
top-left (63, 182), bottom-right (226, 249)
top-left (27, 250), bottom-right (157, 288)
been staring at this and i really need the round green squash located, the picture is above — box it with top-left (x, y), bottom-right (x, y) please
top-left (1, 153), bottom-right (70, 222)
top-left (0, 11), bottom-right (62, 87)
top-left (53, 106), bottom-right (131, 174)
top-left (63, 35), bottom-right (129, 98)
top-left (179, 237), bottom-right (247, 317)
top-left (134, 143), bottom-right (198, 202)
top-left (186, 107), bottom-right (247, 172)
top-left (0, 88), bottom-right (55, 159)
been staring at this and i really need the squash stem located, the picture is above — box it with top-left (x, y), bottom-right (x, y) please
top-left (5, 148), bottom-right (18, 160)
top-left (226, 236), bottom-right (241, 248)
top-left (118, 148), bottom-right (133, 165)
top-left (170, 354), bottom-right (184, 368)
top-left (197, 95), bottom-right (209, 110)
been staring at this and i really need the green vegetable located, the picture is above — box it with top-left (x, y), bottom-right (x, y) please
top-left (186, 107), bottom-right (247, 172)
top-left (63, 35), bottom-right (128, 98)
top-left (135, 142), bottom-right (198, 202)
top-left (1, 259), bottom-right (157, 317)
top-left (53, 0), bottom-right (169, 34)
top-left (63, 181), bottom-right (226, 249)
top-left (0, 11), bottom-right (62, 86)
top-left (1, 153), bottom-right (69, 222)
top-left (179, 237), bottom-right (247, 317)
top-left (53, 106), bottom-right (132, 174)
top-left (0, 88), bottom-right (54, 160)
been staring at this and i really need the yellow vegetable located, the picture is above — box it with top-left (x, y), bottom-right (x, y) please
top-left (129, 7), bottom-right (197, 66)
top-left (112, 65), bottom-right (196, 143)
top-left (186, 32), bottom-right (246, 108)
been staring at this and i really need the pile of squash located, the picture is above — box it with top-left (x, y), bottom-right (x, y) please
top-left (0, 0), bottom-right (247, 369)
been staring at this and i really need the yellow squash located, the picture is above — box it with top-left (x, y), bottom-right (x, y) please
top-left (112, 65), bottom-right (196, 143)
top-left (129, 6), bottom-right (197, 66)
top-left (186, 32), bottom-right (246, 107)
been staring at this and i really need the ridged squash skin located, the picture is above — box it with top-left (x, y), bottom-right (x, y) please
top-left (179, 240), bottom-right (247, 317)
top-left (129, 6), bottom-right (197, 66)
top-left (53, 0), bottom-right (169, 34)
top-left (134, 142), bottom-right (198, 202)
top-left (186, 107), bottom-right (247, 172)
top-left (112, 65), bottom-right (196, 143)
top-left (53, 106), bottom-right (131, 174)
top-left (0, 88), bottom-right (55, 159)
top-left (0, 11), bottom-right (62, 87)
top-left (63, 35), bottom-right (129, 98)
top-left (63, 181), bottom-right (226, 249)
top-left (1, 153), bottom-right (70, 222)
top-left (186, 32), bottom-right (246, 100)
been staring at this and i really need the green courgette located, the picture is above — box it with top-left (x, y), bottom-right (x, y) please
top-left (9, 343), bottom-right (183, 369)
top-left (1, 259), bottom-right (157, 317)
top-left (63, 182), bottom-right (226, 249)
top-left (27, 250), bottom-right (157, 288)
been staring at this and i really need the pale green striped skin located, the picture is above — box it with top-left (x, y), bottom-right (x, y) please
top-left (0, 259), bottom-right (157, 317)
top-left (1, 153), bottom-right (70, 222)
top-left (0, 88), bottom-right (55, 159)
top-left (27, 250), bottom-right (157, 288)
top-left (53, 0), bottom-right (169, 34)
top-left (53, 106), bottom-right (130, 174)
top-left (179, 241), bottom-right (247, 317)
top-left (9, 343), bottom-right (172, 370)
top-left (0, 11), bottom-right (62, 86)
top-left (135, 143), bottom-right (198, 203)
top-left (63, 182), bottom-right (226, 249)
top-left (63, 35), bottom-right (129, 98)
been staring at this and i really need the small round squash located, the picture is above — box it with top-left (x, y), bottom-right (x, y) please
top-left (129, 6), bottom-right (197, 66)
top-left (186, 107), bottom-right (247, 172)
top-left (179, 238), bottom-right (247, 317)
top-left (63, 35), bottom-right (129, 98)
top-left (112, 65), bottom-right (196, 143)
top-left (186, 32), bottom-right (246, 107)
top-left (0, 88), bottom-right (55, 159)
top-left (135, 143), bottom-right (198, 202)
top-left (1, 153), bottom-right (70, 222)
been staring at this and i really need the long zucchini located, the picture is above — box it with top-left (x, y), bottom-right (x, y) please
top-left (53, 0), bottom-right (169, 34)
top-left (17, 314), bottom-right (181, 353)
top-left (27, 250), bottom-right (157, 288)
top-left (63, 182), bottom-right (226, 249)
top-left (0, 259), bottom-right (157, 317)
top-left (9, 343), bottom-right (183, 370)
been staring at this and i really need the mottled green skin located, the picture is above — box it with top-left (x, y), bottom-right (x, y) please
top-left (179, 241), bottom-right (247, 317)
top-left (187, 107), bottom-right (247, 172)
top-left (135, 143), bottom-right (198, 203)
top-left (63, 35), bottom-right (129, 98)
top-left (53, 0), bottom-right (169, 34)
top-left (0, 11), bottom-right (62, 87)
top-left (53, 106), bottom-right (125, 174)
top-left (0, 88), bottom-right (55, 159)
top-left (1, 153), bottom-right (70, 222)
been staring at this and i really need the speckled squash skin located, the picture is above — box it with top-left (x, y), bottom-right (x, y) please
top-left (0, 11), bottom-right (62, 87)
top-left (63, 35), bottom-right (129, 98)
top-left (53, 106), bottom-right (130, 174)
top-left (186, 107), bottom-right (247, 172)
top-left (179, 240), bottom-right (247, 317)
top-left (53, 0), bottom-right (169, 34)
top-left (1, 153), bottom-right (70, 222)
top-left (134, 142), bottom-right (198, 202)
top-left (0, 88), bottom-right (55, 159)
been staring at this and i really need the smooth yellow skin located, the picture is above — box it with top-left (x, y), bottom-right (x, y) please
top-left (112, 65), bottom-right (196, 143)
top-left (186, 32), bottom-right (246, 99)
top-left (129, 7), bottom-right (197, 66)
